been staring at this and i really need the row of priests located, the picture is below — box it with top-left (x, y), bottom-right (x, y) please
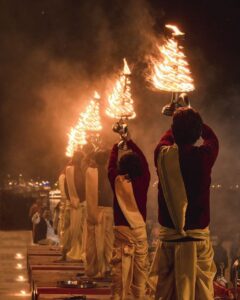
top-left (58, 145), bottom-right (113, 277)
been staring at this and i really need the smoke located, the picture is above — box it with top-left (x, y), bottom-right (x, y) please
top-left (0, 0), bottom-right (239, 234)
top-left (0, 0), bottom-right (157, 180)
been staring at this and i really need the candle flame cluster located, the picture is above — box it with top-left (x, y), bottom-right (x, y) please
top-left (65, 92), bottom-right (102, 157)
top-left (65, 122), bottom-right (87, 157)
top-left (148, 24), bottom-right (195, 93)
top-left (106, 58), bottom-right (136, 119)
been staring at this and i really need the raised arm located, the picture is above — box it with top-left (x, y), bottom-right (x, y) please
top-left (200, 123), bottom-right (219, 166)
top-left (154, 129), bottom-right (174, 167)
top-left (108, 143), bottom-right (119, 184)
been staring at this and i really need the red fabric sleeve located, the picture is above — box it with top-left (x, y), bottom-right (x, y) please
top-left (108, 144), bottom-right (119, 185)
top-left (200, 123), bottom-right (219, 167)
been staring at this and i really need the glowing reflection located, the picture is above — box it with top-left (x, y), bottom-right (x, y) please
top-left (16, 263), bottom-right (23, 269)
top-left (16, 275), bottom-right (26, 282)
top-left (15, 253), bottom-right (24, 259)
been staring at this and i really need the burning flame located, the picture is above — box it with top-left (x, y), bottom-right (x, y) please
top-left (65, 92), bottom-right (102, 157)
top-left (81, 92), bottom-right (102, 132)
top-left (165, 24), bottom-right (184, 36)
top-left (148, 25), bottom-right (194, 93)
top-left (65, 122), bottom-right (87, 158)
top-left (123, 58), bottom-right (131, 75)
top-left (106, 58), bottom-right (136, 119)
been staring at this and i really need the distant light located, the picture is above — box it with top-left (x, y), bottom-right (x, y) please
top-left (18, 289), bottom-right (31, 296)
top-left (16, 263), bottom-right (23, 269)
top-left (17, 275), bottom-right (26, 282)
top-left (236, 184), bottom-right (239, 189)
top-left (15, 253), bottom-right (24, 260)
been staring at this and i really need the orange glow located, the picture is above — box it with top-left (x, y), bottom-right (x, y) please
top-left (106, 58), bottom-right (136, 119)
top-left (165, 24), bottom-right (184, 36)
top-left (148, 25), bottom-right (195, 93)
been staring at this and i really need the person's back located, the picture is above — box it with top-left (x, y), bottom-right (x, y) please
top-left (108, 139), bottom-right (150, 227)
top-left (108, 135), bottom-right (150, 299)
top-left (155, 108), bottom-right (219, 231)
top-left (151, 107), bottom-right (219, 300)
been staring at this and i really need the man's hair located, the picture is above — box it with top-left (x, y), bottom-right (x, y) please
top-left (94, 149), bottom-right (110, 165)
top-left (172, 108), bottom-right (203, 145)
top-left (118, 152), bottom-right (142, 180)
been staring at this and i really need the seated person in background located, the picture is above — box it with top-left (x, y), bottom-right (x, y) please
top-left (29, 197), bottom-right (43, 243)
top-left (29, 197), bottom-right (43, 219)
top-left (32, 208), bottom-right (59, 245)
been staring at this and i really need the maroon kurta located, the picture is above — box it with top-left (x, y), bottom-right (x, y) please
top-left (108, 140), bottom-right (150, 226)
top-left (154, 124), bottom-right (219, 230)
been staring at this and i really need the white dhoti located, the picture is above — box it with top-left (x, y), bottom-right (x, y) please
top-left (65, 165), bottom-right (86, 261)
top-left (112, 226), bottom-right (148, 300)
top-left (148, 144), bottom-right (216, 300)
top-left (67, 202), bottom-right (86, 261)
top-left (149, 236), bottom-right (216, 300)
top-left (58, 199), bottom-right (66, 243)
top-left (86, 207), bottom-right (114, 277)
top-left (61, 200), bottom-right (72, 254)
top-left (58, 173), bottom-right (69, 246)
top-left (111, 175), bottom-right (149, 300)
top-left (85, 167), bottom-right (114, 277)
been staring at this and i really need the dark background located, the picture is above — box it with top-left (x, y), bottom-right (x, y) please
top-left (0, 0), bottom-right (239, 185)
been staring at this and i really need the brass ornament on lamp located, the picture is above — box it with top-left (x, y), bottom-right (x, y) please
top-left (162, 93), bottom-right (191, 116)
top-left (112, 119), bottom-right (128, 150)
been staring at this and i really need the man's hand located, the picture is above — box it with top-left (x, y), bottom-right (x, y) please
top-left (122, 130), bottom-right (131, 141)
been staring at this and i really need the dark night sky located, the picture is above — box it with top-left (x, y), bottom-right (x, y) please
top-left (0, 0), bottom-right (239, 183)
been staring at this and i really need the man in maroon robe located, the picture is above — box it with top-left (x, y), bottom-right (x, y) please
top-left (152, 108), bottom-right (219, 300)
top-left (108, 135), bottom-right (150, 300)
